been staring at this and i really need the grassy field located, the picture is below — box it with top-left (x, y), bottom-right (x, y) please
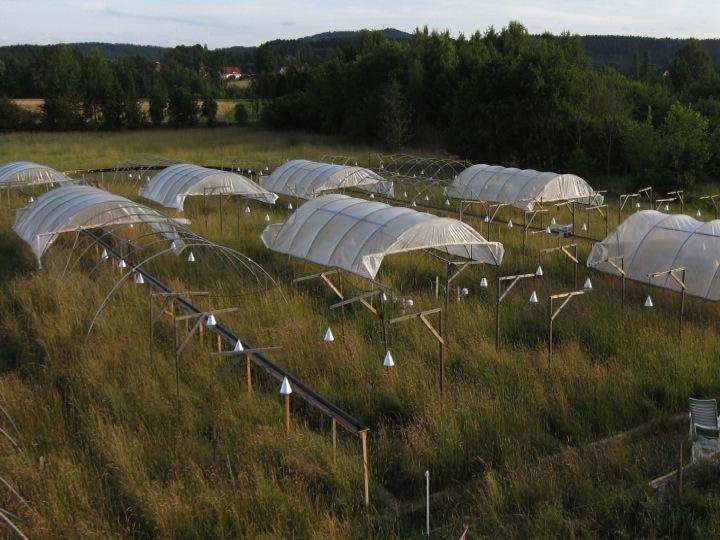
top-left (1, 127), bottom-right (720, 537)
top-left (12, 98), bottom-right (261, 125)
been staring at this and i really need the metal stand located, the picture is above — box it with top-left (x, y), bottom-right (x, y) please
top-left (548, 290), bottom-right (586, 363)
top-left (496, 272), bottom-right (537, 350)
top-left (389, 308), bottom-right (444, 395)
top-left (648, 267), bottom-right (686, 340)
top-left (539, 243), bottom-right (579, 289)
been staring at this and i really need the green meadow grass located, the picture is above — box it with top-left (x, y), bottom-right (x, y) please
top-left (0, 129), bottom-right (720, 537)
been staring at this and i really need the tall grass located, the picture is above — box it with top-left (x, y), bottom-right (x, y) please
top-left (0, 130), bottom-right (719, 536)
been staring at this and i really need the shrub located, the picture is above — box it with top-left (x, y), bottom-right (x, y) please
top-left (234, 102), bottom-right (249, 124)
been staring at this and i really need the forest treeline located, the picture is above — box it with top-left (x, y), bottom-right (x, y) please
top-left (1, 23), bottom-right (720, 189)
top-left (258, 24), bottom-right (720, 190)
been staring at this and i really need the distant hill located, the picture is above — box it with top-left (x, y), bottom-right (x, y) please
top-left (1, 31), bottom-right (718, 74)
top-left (580, 35), bottom-right (720, 72)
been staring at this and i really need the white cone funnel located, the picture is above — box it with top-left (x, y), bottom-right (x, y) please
top-left (264, 213), bottom-right (271, 222)
top-left (134, 272), bottom-right (144, 285)
top-left (279, 376), bottom-right (293, 395)
top-left (445, 199), bottom-right (450, 206)
top-left (545, 226), bottom-right (552, 234)
top-left (170, 240), bottom-right (177, 251)
top-left (383, 350), bottom-right (394, 368)
top-left (697, 209), bottom-right (702, 217)
top-left (369, 193), bottom-right (375, 199)
top-left (484, 216), bottom-right (490, 223)
top-left (550, 217), bottom-right (557, 225)
top-left (205, 314), bottom-right (217, 326)
top-left (411, 201), bottom-right (417, 207)
top-left (28, 196), bottom-right (34, 203)
top-left (187, 251), bottom-right (195, 262)
top-left (101, 248), bottom-right (108, 260)
top-left (245, 206), bottom-right (251, 213)
top-left (636, 202), bottom-right (641, 208)
top-left (118, 259), bottom-right (127, 269)
top-left (529, 290), bottom-right (539, 304)
top-left (535, 266), bottom-right (543, 277)
top-left (507, 219), bottom-right (513, 228)
top-left (323, 327), bottom-right (334, 342)
top-left (234, 340), bottom-right (243, 352)
top-left (480, 277), bottom-right (488, 288)
top-left (403, 191), bottom-right (408, 198)
top-left (583, 277), bottom-right (592, 290)
top-left (461, 287), bottom-right (469, 297)
top-left (287, 203), bottom-right (293, 210)
top-left (424, 194), bottom-right (429, 201)
top-left (644, 295), bottom-right (654, 308)
top-left (664, 204), bottom-right (670, 212)
top-left (581, 223), bottom-right (587, 232)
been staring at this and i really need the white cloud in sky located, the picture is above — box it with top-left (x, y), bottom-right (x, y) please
top-left (0, 0), bottom-right (717, 47)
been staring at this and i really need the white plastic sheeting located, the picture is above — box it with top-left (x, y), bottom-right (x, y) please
top-left (260, 159), bottom-right (394, 200)
top-left (587, 210), bottom-right (720, 300)
top-left (261, 194), bottom-right (504, 280)
top-left (0, 161), bottom-right (73, 187)
top-left (444, 164), bottom-right (603, 211)
top-left (13, 184), bottom-right (185, 263)
top-left (139, 163), bottom-right (277, 210)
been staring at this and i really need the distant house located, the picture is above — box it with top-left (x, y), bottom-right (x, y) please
top-left (221, 66), bottom-right (242, 80)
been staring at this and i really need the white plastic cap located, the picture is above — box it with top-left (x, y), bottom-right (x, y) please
top-left (234, 340), bottom-right (243, 352)
top-left (644, 295), bottom-right (654, 308)
top-left (383, 350), bottom-right (394, 368)
top-left (550, 217), bottom-right (557, 225)
top-left (507, 219), bottom-right (513, 229)
top-left (279, 376), bottom-right (293, 395)
top-left (581, 223), bottom-right (588, 232)
top-left (480, 277), bottom-right (488, 288)
top-left (583, 277), bottom-right (593, 290)
top-left (134, 272), bottom-right (145, 285)
top-left (118, 259), bottom-right (127, 269)
top-left (529, 290), bottom-right (539, 304)
top-left (205, 314), bottom-right (217, 326)
top-left (535, 265), bottom-right (543, 277)
top-left (187, 251), bottom-right (195, 262)
top-left (264, 213), bottom-right (271, 222)
top-left (245, 206), bottom-right (251, 213)
top-left (323, 327), bottom-right (334, 342)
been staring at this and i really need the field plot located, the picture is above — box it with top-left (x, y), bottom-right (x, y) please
top-left (0, 129), bottom-right (720, 537)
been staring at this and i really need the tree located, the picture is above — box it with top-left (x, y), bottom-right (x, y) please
top-left (377, 81), bottom-right (412, 149)
top-left (589, 71), bottom-right (631, 176)
top-left (80, 48), bottom-right (113, 123)
top-left (234, 102), bottom-right (248, 124)
top-left (167, 88), bottom-right (198, 126)
top-left (660, 102), bottom-right (710, 188)
top-left (42, 45), bottom-right (81, 129)
top-left (254, 43), bottom-right (276, 74)
top-left (670, 39), bottom-right (720, 102)
top-left (201, 94), bottom-right (218, 125)
top-left (148, 79), bottom-right (168, 126)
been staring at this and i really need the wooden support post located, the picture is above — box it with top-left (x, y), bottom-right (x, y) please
top-left (284, 394), bottom-right (291, 434)
top-left (219, 193), bottom-right (224, 233)
top-left (245, 357), bottom-right (252, 396)
top-left (332, 418), bottom-right (337, 466)
top-left (678, 440), bottom-right (684, 495)
top-left (548, 298), bottom-right (553, 364)
top-left (360, 430), bottom-right (370, 508)
top-left (438, 309), bottom-right (444, 397)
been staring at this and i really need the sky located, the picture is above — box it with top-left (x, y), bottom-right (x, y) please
top-left (1, 0), bottom-right (718, 48)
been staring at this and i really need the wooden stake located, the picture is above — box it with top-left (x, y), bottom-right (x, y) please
top-left (284, 394), bottom-right (291, 434)
top-left (360, 430), bottom-right (369, 507)
top-left (332, 418), bottom-right (337, 466)
top-left (246, 357), bottom-right (252, 396)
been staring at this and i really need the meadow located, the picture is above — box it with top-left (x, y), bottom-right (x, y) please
top-left (1, 126), bottom-right (720, 538)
